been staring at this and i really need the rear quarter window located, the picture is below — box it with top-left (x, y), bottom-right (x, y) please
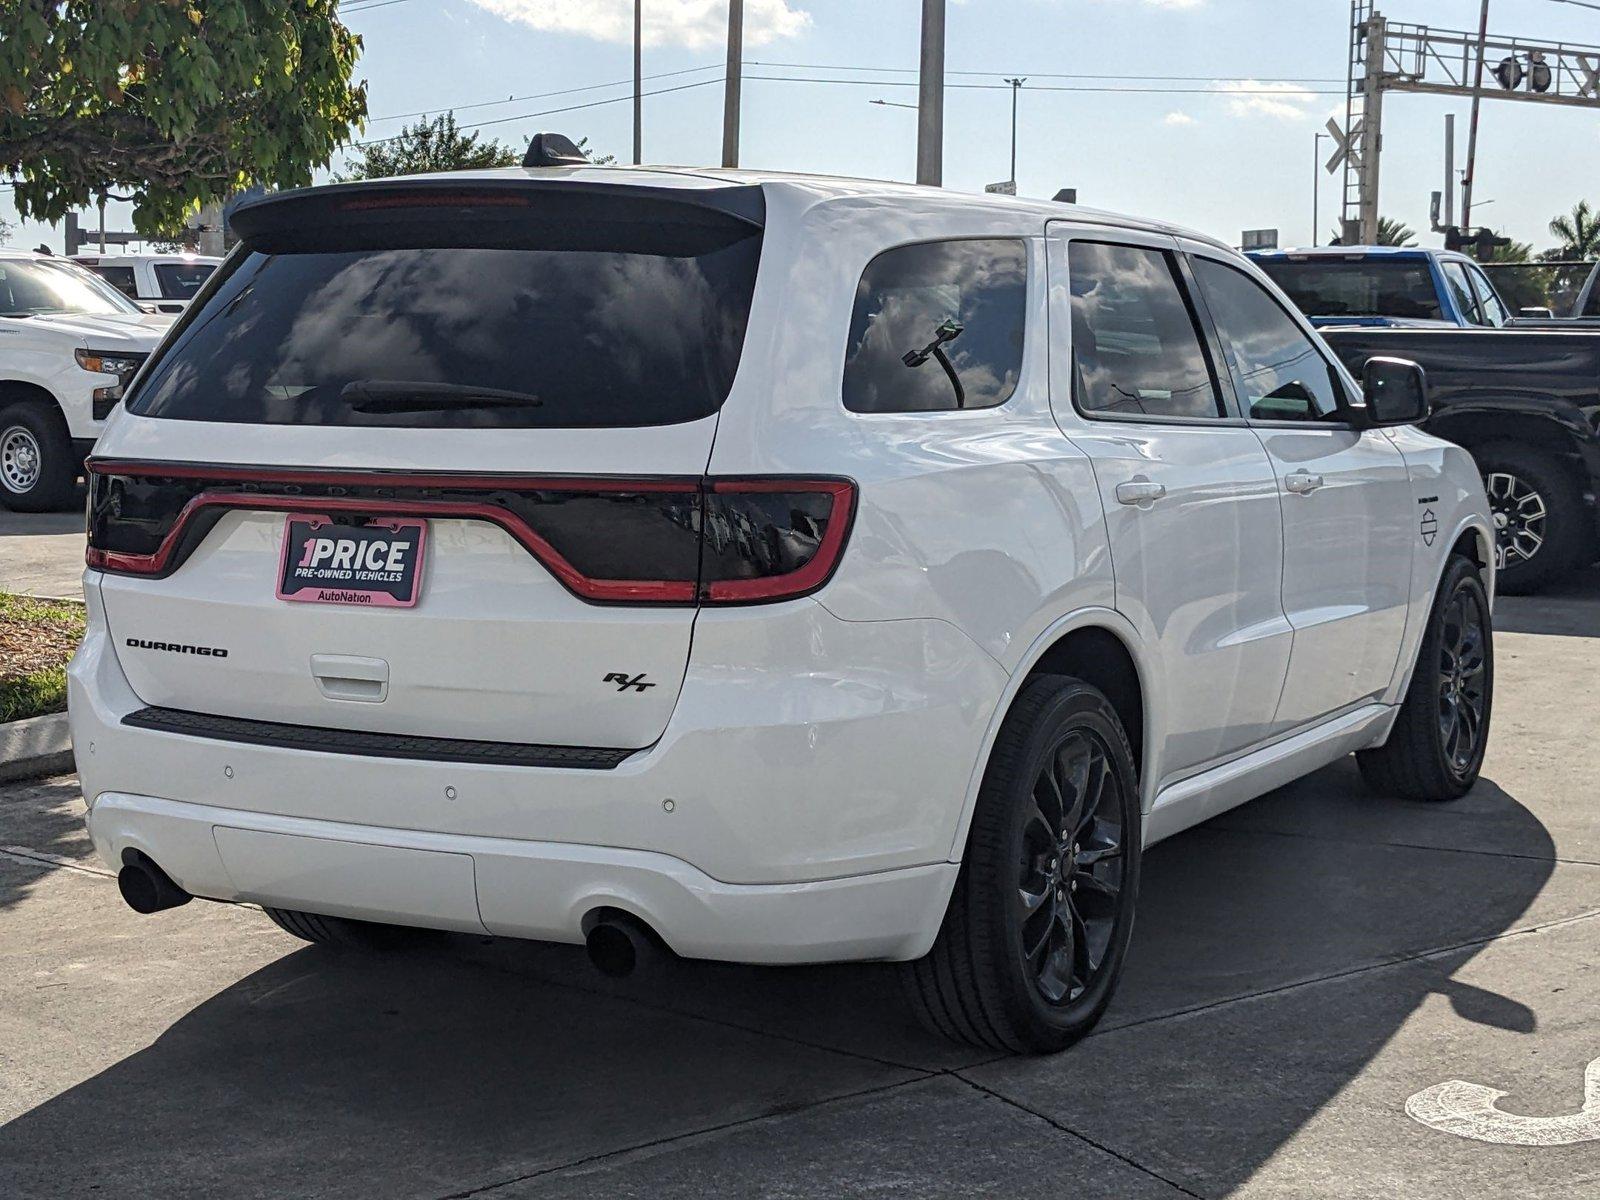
top-left (842, 238), bottom-right (1027, 413)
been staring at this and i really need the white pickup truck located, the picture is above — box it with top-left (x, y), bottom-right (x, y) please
top-left (0, 248), bottom-right (172, 511)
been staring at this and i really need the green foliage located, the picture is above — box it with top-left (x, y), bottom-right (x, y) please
top-left (336, 112), bottom-right (520, 181)
top-left (0, 1), bottom-right (367, 236)
top-left (1548, 201), bottom-right (1600, 261)
top-left (0, 593), bottom-right (85, 723)
top-left (337, 114), bottom-right (615, 180)
top-left (1376, 217), bottom-right (1417, 247)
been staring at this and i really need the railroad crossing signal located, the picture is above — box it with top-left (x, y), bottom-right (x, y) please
top-left (1337, 5), bottom-right (1600, 245)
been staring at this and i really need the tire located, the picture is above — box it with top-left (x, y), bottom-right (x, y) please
top-left (901, 674), bottom-right (1142, 1054)
top-left (1357, 554), bottom-right (1493, 802)
top-left (1473, 441), bottom-right (1586, 594)
top-left (0, 401), bottom-right (78, 512)
top-left (263, 907), bottom-right (415, 950)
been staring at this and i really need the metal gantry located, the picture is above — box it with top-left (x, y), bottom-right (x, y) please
top-left (1333, 3), bottom-right (1600, 245)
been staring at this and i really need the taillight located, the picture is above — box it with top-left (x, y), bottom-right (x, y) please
top-left (86, 464), bottom-right (854, 606)
top-left (700, 480), bottom-right (855, 603)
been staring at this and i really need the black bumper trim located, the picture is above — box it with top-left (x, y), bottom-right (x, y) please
top-left (120, 706), bottom-right (637, 770)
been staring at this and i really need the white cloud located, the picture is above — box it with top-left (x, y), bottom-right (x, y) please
top-left (464, 0), bottom-right (811, 50)
top-left (1212, 79), bottom-right (1317, 121)
top-left (1163, 111), bottom-right (1197, 127)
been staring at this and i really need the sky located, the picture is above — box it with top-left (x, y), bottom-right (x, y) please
top-left (6, 0), bottom-right (1599, 254)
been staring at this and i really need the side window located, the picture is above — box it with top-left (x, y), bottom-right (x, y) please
top-left (1467, 266), bottom-right (1511, 327)
top-left (1067, 241), bottom-right (1224, 420)
top-left (89, 264), bottom-right (138, 298)
top-left (842, 239), bottom-right (1027, 413)
top-left (1191, 257), bottom-right (1344, 423)
top-left (1442, 262), bottom-right (1487, 326)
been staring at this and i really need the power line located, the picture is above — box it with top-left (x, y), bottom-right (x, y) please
top-left (342, 0), bottom-right (418, 14)
top-left (367, 64), bottom-right (720, 124)
top-left (749, 60), bottom-right (1348, 83)
top-left (351, 76), bottom-right (724, 146)
top-left (746, 74), bottom-right (1346, 96)
top-left (1540, 0), bottom-right (1600, 12)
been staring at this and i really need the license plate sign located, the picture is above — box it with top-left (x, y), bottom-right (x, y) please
top-left (277, 517), bottom-right (427, 608)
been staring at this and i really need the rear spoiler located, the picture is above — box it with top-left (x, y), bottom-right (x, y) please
top-left (228, 176), bottom-right (766, 254)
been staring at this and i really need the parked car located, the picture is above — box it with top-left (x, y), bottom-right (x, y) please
top-left (1252, 246), bottom-right (1600, 592)
top-left (71, 252), bottom-right (221, 315)
top-left (0, 248), bottom-right (173, 510)
top-left (71, 165), bottom-right (1494, 1054)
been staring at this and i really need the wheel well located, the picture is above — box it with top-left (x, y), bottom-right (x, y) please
top-left (1430, 411), bottom-right (1584, 472)
top-left (1027, 626), bottom-right (1144, 766)
top-left (1451, 528), bottom-right (1488, 570)
top-left (0, 380), bottom-right (65, 422)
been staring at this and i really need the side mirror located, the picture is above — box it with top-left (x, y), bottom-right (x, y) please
top-left (1356, 356), bottom-right (1429, 427)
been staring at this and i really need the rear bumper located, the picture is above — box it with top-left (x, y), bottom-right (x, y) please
top-left (70, 578), bottom-right (1006, 962)
top-left (85, 792), bottom-right (956, 963)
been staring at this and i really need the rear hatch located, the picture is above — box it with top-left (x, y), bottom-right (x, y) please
top-left (88, 176), bottom-right (772, 752)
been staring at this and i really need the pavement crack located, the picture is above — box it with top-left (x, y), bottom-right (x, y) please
top-left (954, 1073), bottom-right (1206, 1198)
top-left (1091, 904), bottom-right (1600, 1040)
top-left (0, 845), bottom-right (112, 879)
top-left (431, 1075), bottom-right (937, 1199)
top-left (1203, 822), bottom-right (1600, 869)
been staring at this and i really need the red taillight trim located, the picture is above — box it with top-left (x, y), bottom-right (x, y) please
top-left (704, 479), bottom-right (857, 604)
top-left (85, 462), bottom-right (856, 607)
top-left (84, 464), bottom-right (701, 604)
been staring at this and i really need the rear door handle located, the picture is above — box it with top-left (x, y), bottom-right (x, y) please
top-left (1115, 478), bottom-right (1167, 506)
top-left (1284, 471), bottom-right (1325, 495)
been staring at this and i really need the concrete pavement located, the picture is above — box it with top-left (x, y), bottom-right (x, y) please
top-left (0, 504), bottom-right (86, 599)
top-left (3, 606), bottom-right (1599, 1197)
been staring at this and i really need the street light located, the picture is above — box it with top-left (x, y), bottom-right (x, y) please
top-left (1313, 131), bottom-right (1330, 246)
top-left (1004, 77), bottom-right (1026, 187)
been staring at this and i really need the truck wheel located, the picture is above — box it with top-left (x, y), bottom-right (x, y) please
top-left (263, 907), bottom-right (415, 950)
top-left (0, 401), bottom-right (77, 512)
top-left (1357, 554), bottom-right (1493, 801)
top-left (901, 675), bottom-right (1141, 1054)
top-left (1474, 441), bottom-right (1586, 594)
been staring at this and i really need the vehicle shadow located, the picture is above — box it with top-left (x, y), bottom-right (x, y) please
top-left (0, 774), bottom-right (96, 915)
top-left (0, 505), bottom-right (85, 538)
top-left (1495, 566), bottom-right (1600, 636)
top-left (0, 763), bottom-right (1555, 1199)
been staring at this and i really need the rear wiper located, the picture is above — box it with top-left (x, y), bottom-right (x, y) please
top-left (342, 380), bottom-right (543, 413)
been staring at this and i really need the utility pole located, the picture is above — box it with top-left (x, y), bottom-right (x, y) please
top-left (722, 0), bottom-right (743, 168)
top-left (1462, 0), bottom-right (1491, 229)
top-left (1444, 112), bottom-right (1456, 229)
top-left (916, 0), bottom-right (945, 187)
top-left (1313, 131), bottom-right (1330, 246)
top-left (632, 0), bottom-right (643, 165)
top-left (1356, 9), bottom-right (1385, 244)
top-left (1004, 77), bottom-right (1026, 186)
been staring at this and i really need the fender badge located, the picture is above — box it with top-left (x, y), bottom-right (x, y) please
top-left (1420, 509), bottom-right (1438, 546)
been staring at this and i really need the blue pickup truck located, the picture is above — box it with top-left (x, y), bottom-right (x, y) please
top-left (1249, 245), bottom-right (1600, 328)
top-left (1248, 246), bottom-right (1600, 593)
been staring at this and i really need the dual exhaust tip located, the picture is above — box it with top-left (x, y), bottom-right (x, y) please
top-left (117, 853), bottom-right (664, 980)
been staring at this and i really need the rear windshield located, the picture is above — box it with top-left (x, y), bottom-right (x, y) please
top-left (129, 189), bottom-right (763, 429)
top-left (1255, 259), bottom-right (1443, 321)
top-left (153, 261), bottom-right (216, 300)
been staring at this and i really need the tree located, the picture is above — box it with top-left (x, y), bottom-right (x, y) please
top-left (337, 114), bottom-right (614, 181)
top-left (1548, 201), bottom-right (1600, 260)
top-left (0, 1), bottom-right (366, 236)
top-left (1329, 216), bottom-right (1417, 246)
top-left (1377, 217), bottom-right (1417, 247)
top-left (336, 112), bottom-right (520, 181)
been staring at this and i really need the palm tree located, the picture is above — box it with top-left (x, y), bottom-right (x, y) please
top-left (1376, 217), bottom-right (1418, 247)
top-left (1548, 201), bottom-right (1600, 260)
top-left (1333, 216), bottom-right (1418, 246)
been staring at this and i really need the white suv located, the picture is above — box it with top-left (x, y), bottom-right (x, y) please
top-left (68, 167), bottom-right (1495, 1052)
top-left (0, 249), bottom-right (171, 510)
top-left (71, 252), bottom-right (221, 315)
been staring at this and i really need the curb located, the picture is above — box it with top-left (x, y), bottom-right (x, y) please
top-left (0, 712), bottom-right (76, 784)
